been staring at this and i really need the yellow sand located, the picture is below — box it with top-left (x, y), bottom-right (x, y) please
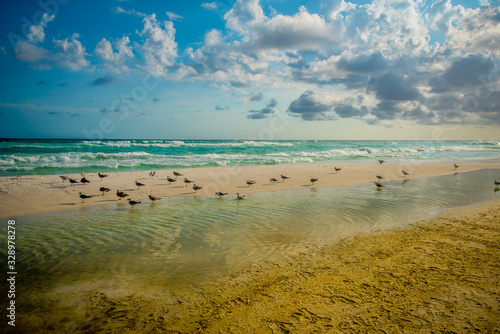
top-left (1, 161), bottom-right (499, 218)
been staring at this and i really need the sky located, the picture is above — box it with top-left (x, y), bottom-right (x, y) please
top-left (1, 0), bottom-right (500, 140)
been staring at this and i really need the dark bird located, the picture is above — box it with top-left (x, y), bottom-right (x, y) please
top-left (270, 178), bottom-right (279, 184)
top-left (183, 178), bottom-right (193, 187)
top-left (334, 167), bottom-right (342, 173)
top-left (173, 171), bottom-right (183, 178)
top-left (375, 182), bottom-right (385, 188)
top-left (135, 181), bottom-right (145, 188)
top-left (376, 175), bottom-right (384, 180)
top-left (148, 194), bottom-right (161, 202)
top-left (128, 198), bottom-right (141, 207)
top-left (310, 177), bottom-right (318, 185)
top-left (378, 160), bottom-right (385, 164)
top-left (281, 174), bottom-right (290, 182)
top-left (246, 180), bottom-right (256, 186)
top-left (193, 184), bottom-right (202, 193)
top-left (79, 192), bottom-right (94, 203)
top-left (167, 176), bottom-right (177, 184)
top-left (116, 190), bottom-right (129, 200)
top-left (69, 178), bottom-right (78, 186)
top-left (149, 171), bottom-right (156, 179)
top-left (81, 177), bottom-right (90, 184)
top-left (99, 187), bottom-right (111, 195)
top-left (215, 192), bottom-right (228, 198)
top-left (59, 175), bottom-right (68, 182)
top-left (98, 173), bottom-right (108, 181)
top-left (494, 180), bottom-right (500, 187)
top-left (236, 192), bottom-right (246, 200)
top-left (402, 170), bottom-right (409, 177)
top-left (454, 163), bottom-right (459, 169)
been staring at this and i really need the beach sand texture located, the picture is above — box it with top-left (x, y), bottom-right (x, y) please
top-left (1, 161), bottom-right (499, 218)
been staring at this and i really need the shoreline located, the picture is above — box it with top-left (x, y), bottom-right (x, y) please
top-left (1, 161), bottom-right (500, 218)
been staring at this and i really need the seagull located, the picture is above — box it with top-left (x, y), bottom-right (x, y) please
top-left (236, 192), bottom-right (246, 200)
top-left (166, 176), bottom-right (177, 184)
top-left (148, 194), bottom-right (161, 202)
top-left (310, 177), bottom-right (318, 185)
top-left (98, 173), bottom-right (108, 181)
top-left (183, 178), bottom-right (194, 187)
top-left (128, 198), bottom-right (141, 207)
top-left (79, 192), bottom-right (94, 203)
top-left (173, 171), bottom-right (183, 179)
top-left (215, 192), bottom-right (228, 198)
top-left (149, 171), bottom-right (156, 179)
top-left (402, 170), bottom-right (409, 177)
top-left (494, 180), bottom-right (500, 187)
top-left (59, 175), bottom-right (68, 182)
top-left (269, 178), bottom-right (279, 184)
top-left (99, 187), bottom-right (111, 195)
top-left (81, 177), bottom-right (90, 184)
top-left (281, 174), bottom-right (290, 182)
top-left (81, 171), bottom-right (85, 178)
top-left (246, 180), bottom-right (256, 186)
top-left (69, 178), bottom-right (78, 186)
top-left (375, 181), bottom-right (385, 188)
top-left (379, 160), bottom-right (385, 164)
top-left (454, 163), bottom-right (459, 169)
top-left (334, 167), bottom-right (342, 173)
top-left (135, 181), bottom-right (145, 189)
top-left (116, 190), bottom-right (129, 200)
top-left (193, 184), bottom-right (202, 193)
top-left (376, 175), bottom-right (384, 180)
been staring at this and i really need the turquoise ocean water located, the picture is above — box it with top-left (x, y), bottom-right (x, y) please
top-left (1, 139), bottom-right (500, 176)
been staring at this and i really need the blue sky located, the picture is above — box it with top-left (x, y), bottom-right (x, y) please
top-left (1, 0), bottom-right (500, 140)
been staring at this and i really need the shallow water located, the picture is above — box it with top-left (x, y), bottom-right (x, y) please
top-left (1, 169), bottom-right (499, 329)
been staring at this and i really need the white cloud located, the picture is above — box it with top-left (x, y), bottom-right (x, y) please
top-left (95, 36), bottom-right (133, 72)
top-left (166, 11), bottom-right (183, 21)
top-left (26, 12), bottom-right (55, 43)
top-left (202, 2), bottom-right (217, 11)
top-left (114, 6), bottom-right (146, 17)
top-left (52, 33), bottom-right (89, 70)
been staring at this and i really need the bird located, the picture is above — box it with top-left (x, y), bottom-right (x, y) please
top-left (69, 178), bottom-right (78, 186)
top-left (59, 175), bottom-right (68, 182)
top-left (98, 173), bottom-right (108, 181)
top-left (494, 180), bottom-right (500, 187)
top-left (375, 181), bottom-right (385, 188)
top-left (269, 178), bottom-right (279, 184)
top-left (81, 171), bottom-right (85, 178)
top-left (135, 181), bottom-right (145, 188)
top-left (166, 176), bottom-right (177, 184)
top-left (376, 175), bottom-right (384, 180)
top-left (281, 174), bottom-right (290, 182)
top-left (215, 192), bottom-right (228, 198)
top-left (173, 171), bottom-right (183, 179)
top-left (128, 198), bottom-right (141, 207)
top-left (193, 184), bottom-right (202, 193)
top-left (148, 194), bottom-right (161, 202)
top-left (402, 170), bottom-right (409, 177)
top-left (334, 167), bottom-right (342, 173)
top-left (116, 190), bottom-right (129, 200)
top-left (81, 177), bottom-right (90, 184)
top-left (310, 177), bottom-right (318, 185)
top-left (79, 192), bottom-right (94, 203)
top-left (236, 192), bottom-right (246, 200)
top-left (183, 178), bottom-right (193, 187)
top-left (454, 163), bottom-right (459, 169)
top-left (246, 180), bottom-right (256, 186)
top-left (99, 187), bottom-right (111, 195)
top-left (379, 160), bottom-right (385, 164)
top-left (149, 171), bottom-right (156, 179)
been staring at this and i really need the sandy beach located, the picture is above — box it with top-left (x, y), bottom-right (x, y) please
top-left (1, 161), bottom-right (500, 218)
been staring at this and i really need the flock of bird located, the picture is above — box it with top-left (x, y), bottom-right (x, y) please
top-left (61, 162), bottom-right (500, 208)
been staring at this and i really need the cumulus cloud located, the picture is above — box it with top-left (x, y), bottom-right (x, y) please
top-left (287, 91), bottom-right (336, 121)
top-left (94, 36), bottom-right (133, 72)
top-left (368, 73), bottom-right (424, 102)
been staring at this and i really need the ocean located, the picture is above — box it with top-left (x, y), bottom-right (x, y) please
top-left (1, 139), bottom-right (500, 176)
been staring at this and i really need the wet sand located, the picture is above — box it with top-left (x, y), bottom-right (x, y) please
top-left (1, 161), bottom-right (499, 218)
top-left (29, 198), bottom-right (497, 333)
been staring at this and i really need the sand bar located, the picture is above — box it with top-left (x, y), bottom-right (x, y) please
top-left (1, 161), bottom-right (500, 218)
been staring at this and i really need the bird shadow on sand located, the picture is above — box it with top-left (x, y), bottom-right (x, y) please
top-left (59, 203), bottom-right (77, 206)
top-left (95, 199), bottom-right (117, 203)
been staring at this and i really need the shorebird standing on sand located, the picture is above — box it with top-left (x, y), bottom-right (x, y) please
top-left (135, 181), bottom-right (145, 189)
top-left (215, 192), bottom-right (228, 198)
top-left (281, 174), bottom-right (290, 182)
top-left (167, 176), bottom-right (177, 184)
top-left (149, 171), bottom-right (156, 179)
top-left (148, 194), bottom-right (161, 202)
top-left (376, 175), bottom-right (384, 180)
top-left (79, 192), bottom-right (94, 203)
top-left (99, 187), bottom-right (111, 195)
top-left (173, 171), bottom-right (183, 179)
top-left (183, 178), bottom-right (193, 187)
top-left (334, 167), bottom-right (342, 173)
top-left (246, 180), bottom-right (256, 186)
top-left (116, 190), bottom-right (129, 200)
top-left (270, 178), bottom-right (279, 184)
top-left (310, 177), bottom-right (318, 185)
top-left (98, 173), bottom-right (108, 181)
top-left (379, 160), bottom-right (385, 164)
top-left (193, 184), bottom-right (202, 193)
top-left (81, 177), bottom-right (90, 184)
top-left (402, 170), bottom-right (409, 177)
top-left (59, 175), bottom-right (68, 182)
top-left (375, 182), bottom-right (385, 188)
top-left (128, 198), bottom-right (141, 207)
top-left (454, 163), bottom-right (459, 169)
top-left (69, 178), bottom-right (78, 186)
top-left (236, 193), bottom-right (246, 200)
